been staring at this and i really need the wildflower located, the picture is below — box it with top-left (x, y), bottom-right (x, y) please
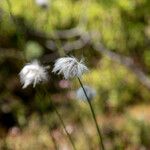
top-left (19, 60), bottom-right (48, 88)
top-left (52, 57), bottom-right (88, 79)
top-left (76, 85), bottom-right (96, 101)
top-left (35, 0), bottom-right (49, 8)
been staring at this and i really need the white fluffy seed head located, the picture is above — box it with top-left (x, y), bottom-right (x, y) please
top-left (19, 60), bottom-right (49, 89)
top-left (52, 57), bottom-right (88, 79)
top-left (76, 86), bottom-right (96, 101)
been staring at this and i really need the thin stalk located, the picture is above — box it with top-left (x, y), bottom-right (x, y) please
top-left (35, 89), bottom-right (58, 150)
top-left (41, 86), bottom-right (77, 150)
top-left (52, 104), bottom-right (77, 150)
top-left (77, 77), bottom-right (105, 150)
top-left (50, 131), bottom-right (58, 150)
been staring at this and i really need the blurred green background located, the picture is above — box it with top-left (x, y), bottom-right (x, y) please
top-left (0, 0), bottom-right (150, 149)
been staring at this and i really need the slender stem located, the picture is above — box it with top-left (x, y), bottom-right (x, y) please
top-left (41, 86), bottom-right (77, 150)
top-left (52, 104), bottom-right (77, 150)
top-left (77, 77), bottom-right (105, 150)
top-left (50, 131), bottom-right (58, 150)
top-left (35, 88), bottom-right (58, 150)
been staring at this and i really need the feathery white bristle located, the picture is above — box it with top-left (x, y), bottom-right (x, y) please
top-left (19, 60), bottom-right (48, 88)
top-left (52, 57), bottom-right (88, 79)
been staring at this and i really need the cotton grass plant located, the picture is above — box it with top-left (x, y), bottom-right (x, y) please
top-left (53, 56), bottom-right (105, 150)
top-left (8, 0), bottom-right (104, 148)
top-left (19, 60), bottom-right (49, 88)
top-left (52, 57), bottom-right (88, 79)
top-left (19, 60), bottom-right (77, 150)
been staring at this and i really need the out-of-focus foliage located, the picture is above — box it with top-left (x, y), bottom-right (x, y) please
top-left (0, 0), bottom-right (150, 149)
top-left (24, 41), bottom-right (44, 60)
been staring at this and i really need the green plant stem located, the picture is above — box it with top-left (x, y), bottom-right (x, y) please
top-left (50, 131), bottom-right (58, 150)
top-left (77, 77), bottom-right (105, 150)
top-left (52, 104), bottom-right (77, 150)
top-left (42, 86), bottom-right (77, 150)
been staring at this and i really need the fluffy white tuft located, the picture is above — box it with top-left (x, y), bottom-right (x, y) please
top-left (52, 57), bottom-right (88, 79)
top-left (76, 85), bottom-right (96, 101)
top-left (19, 60), bottom-right (48, 89)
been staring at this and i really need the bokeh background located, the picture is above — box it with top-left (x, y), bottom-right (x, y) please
top-left (0, 0), bottom-right (150, 149)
